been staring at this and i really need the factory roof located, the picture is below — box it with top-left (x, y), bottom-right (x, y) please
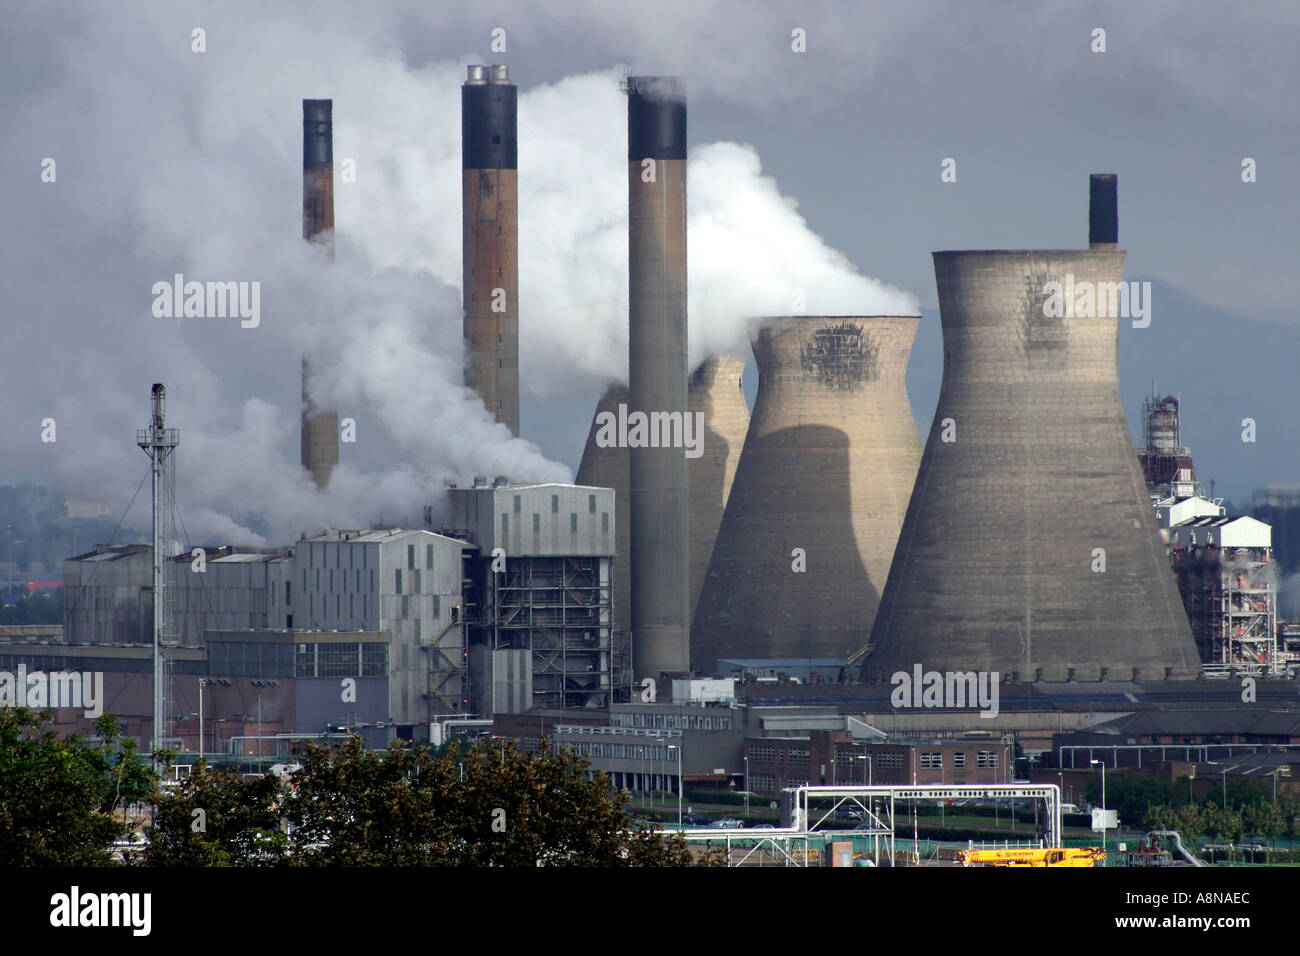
top-left (299, 528), bottom-right (467, 546)
top-left (66, 544), bottom-right (150, 563)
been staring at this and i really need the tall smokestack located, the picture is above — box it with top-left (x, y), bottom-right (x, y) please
top-left (1089, 173), bottom-right (1118, 250)
top-left (462, 64), bottom-right (519, 435)
top-left (301, 98), bottom-right (338, 489)
top-left (625, 75), bottom-right (689, 680)
top-left (692, 318), bottom-right (922, 670)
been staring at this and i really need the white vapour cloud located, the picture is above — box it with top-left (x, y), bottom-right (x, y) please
top-left (1, 2), bottom-right (914, 548)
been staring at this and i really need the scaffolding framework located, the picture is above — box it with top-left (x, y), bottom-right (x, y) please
top-left (469, 554), bottom-right (612, 710)
top-left (1174, 545), bottom-right (1282, 677)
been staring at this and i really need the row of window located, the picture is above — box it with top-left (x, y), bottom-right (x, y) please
top-left (500, 512), bottom-right (612, 539)
top-left (305, 568), bottom-right (376, 595)
top-left (512, 494), bottom-right (600, 515)
top-left (407, 543), bottom-right (438, 570)
top-left (611, 712), bottom-right (733, 731)
top-left (294, 642), bottom-right (387, 678)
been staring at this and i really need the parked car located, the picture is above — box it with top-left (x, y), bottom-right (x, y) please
top-left (711, 818), bottom-right (744, 829)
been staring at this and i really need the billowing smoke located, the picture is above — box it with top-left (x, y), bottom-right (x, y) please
top-left (1279, 572), bottom-right (1300, 621)
top-left (1, 4), bottom-right (914, 548)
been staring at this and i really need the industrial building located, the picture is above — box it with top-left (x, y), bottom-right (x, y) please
top-left (168, 547), bottom-right (294, 644)
top-left (743, 733), bottom-right (1012, 796)
top-left (693, 315), bottom-right (922, 669)
top-left (62, 544), bottom-right (153, 645)
top-left (295, 528), bottom-right (467, 724)
top-left (864, 175), bottom-right (1201, 683)
top-left (444, 479), bottom-right (615, 714)
top-left (1161, 502), bottom-right (1280, 674)
top-left (575, 384), bottom-right (631, 642)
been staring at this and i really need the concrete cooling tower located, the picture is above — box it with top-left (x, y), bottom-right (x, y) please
top-left (862, 176), bottom-right (1200, 683)
top-left (688, 355), bottom-right (751, 622)
top-left (575, 384), bottom-right (631, 639)
top-left (575, 353), bottom-right (751, 650)
top-left (691, 316), bottom-right (923, 671)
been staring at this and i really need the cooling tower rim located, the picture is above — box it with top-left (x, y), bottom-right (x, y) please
top-left (932, 248), bottom-right (1125, 256)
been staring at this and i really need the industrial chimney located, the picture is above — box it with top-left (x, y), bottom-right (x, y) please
top-left (625, 76), bottom-right (690, 680)
top-left (863, 176), bottom-right (1200, 683)
top-left (687, 354), bottom-right (750, 623)
top-left (300, 99), bottom-right (339, 489)
top-left (462, 64), bottom-right (519, 435)
top-left (691, 317), bottom-right (922, 671)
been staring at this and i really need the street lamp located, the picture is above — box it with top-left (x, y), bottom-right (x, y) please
top-left (743, 755), bottom-right (749, 816)
top-left (667, 743), bottom-right (682, 826)
top-left (1090, 758), bottom-right (1108, 863)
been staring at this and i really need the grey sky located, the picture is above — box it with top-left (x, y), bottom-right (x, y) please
top-left (1, 0), bottom-right (1295, 542)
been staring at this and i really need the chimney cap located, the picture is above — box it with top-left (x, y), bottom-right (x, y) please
top-left (466, 65), bottom-right (487, 85)
top-left (489, 64), bottom-right (509, 84)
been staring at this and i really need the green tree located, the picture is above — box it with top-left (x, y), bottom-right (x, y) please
top-left (0, 709), bottom-right (154, 865)
top-left (282, 736), bottom-right (710, 866)
top-left (145, 760), bottom-right (288, 866)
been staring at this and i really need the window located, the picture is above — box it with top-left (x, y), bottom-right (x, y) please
top-left (318, 642), bottom-right (361, 678)
top-left (356, 569), bottom-right (360, 591)
top-left (335, 594), bottom-right (339, 617)
top-left (395, 569), bottom-right (402, 594)
top-left (874, 752), bottom-right (904, 769)
top-left (330, 569), bottom-right (334, 590)
top-left (315, 569), bottom-right (320, 589)
top-left (513, 495), bottom-right (520, 514)
top-left (749, 744), bottom-right (777, 763)
top-left (361, 643), bottom-right (386, 677)
top-left (977, 751), bottom-right (999, 769)
top-left (433, 595), bottom-right (440, 617)
top-left (920, 752), bottom-right (943, 769)
top-left (302, 570), bottom-right (307, 591)
top-left (426, 544), bottom-right (434, 569)
top-left (502, 514), bottom-right (509, 535)
top-left (751, 774), bottom-right (776, 793)
top-left (602, 512), bottom-right (609, 534)
top-left (285, 581), bottom-right (291, 604)
top-left (551, 495), bottom-right (559, 513)
top-left (570, 513), bottom-right (578, 533)
top-left (589, 494), bottom-right (596, 514)
top-left (533, 513), bottom-right (540, 533)
top-left (788, 747), bottom-right (810, 763)
top-left (402, 596), bottom-right (409, 618)
top-left (408, 544), bottom-right (415, 569)
top-left (412, 569), bottom-right (421, 594)
top-left (953, 752), bottom-right (966, 769)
